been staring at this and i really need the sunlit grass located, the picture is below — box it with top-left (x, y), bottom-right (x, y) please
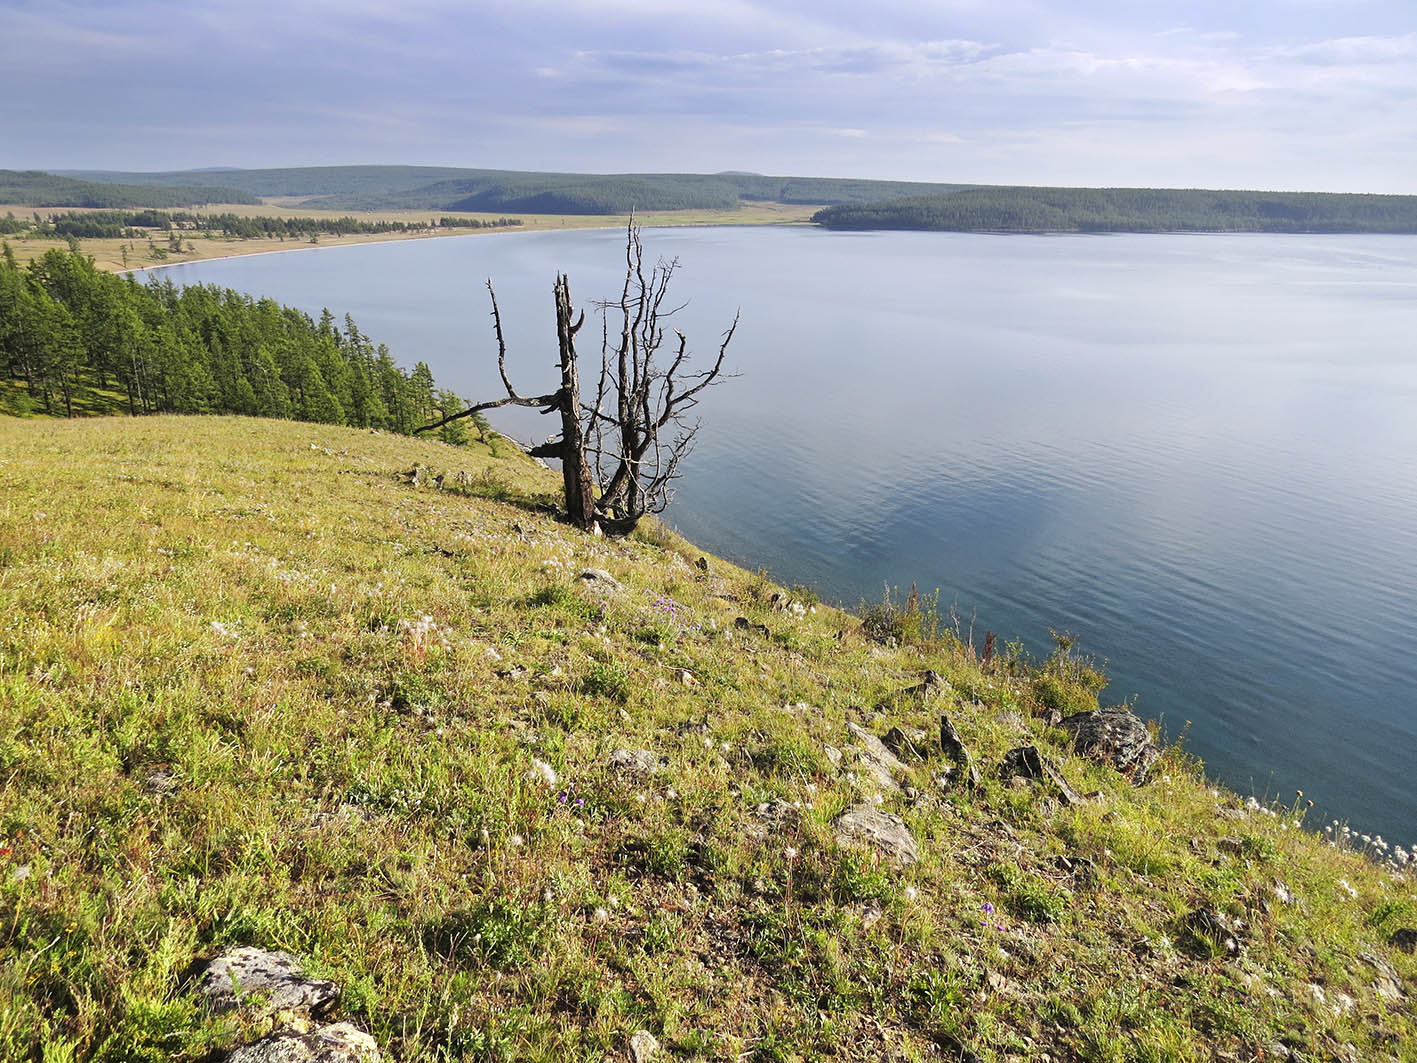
top-left (0, 414), bottom-right (1412, 1061)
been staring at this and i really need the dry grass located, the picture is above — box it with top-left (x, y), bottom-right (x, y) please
top-left (0, 414), bottom-right (1413, 1062)
top-left (1, 202), bottom-right (820, 273)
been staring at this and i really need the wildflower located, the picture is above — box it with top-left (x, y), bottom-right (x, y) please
top-left (981, 902), bottom-right (995, 915)
top-left (1337, 878), bottom-right (1358, 899)
top-left (593, 907), bottom-right (609, 923)
top-left (510, 834), bottom-right (525, 847)
top-left (903, 886), bottom-right (918, 902)
top-left (783, 847), bottom-right (799, 861)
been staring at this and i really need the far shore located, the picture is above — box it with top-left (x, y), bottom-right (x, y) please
top-left (3, 201), bottom-right (821, 274)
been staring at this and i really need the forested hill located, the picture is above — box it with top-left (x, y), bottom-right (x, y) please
top-left (0, 247), bottom-right (468, 437)
top-left (55, 165), bottom-right (966, 213)
top-left (0, 170), bottom-right (259, 208)
top-left (811, 186), bottom-right (1417, 234)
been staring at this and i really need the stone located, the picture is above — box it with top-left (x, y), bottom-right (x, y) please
top-left (405, 464), bottom-right (428, 487)
top-left (198, 947), bottom-right (339, 1020)
top-left (733, 616), bottom-right (772, 637)
top-left (833, 804), bottom-right (919, 865)
top-left (939, 712), bottom-right (981, 789)
top-left (695, 556), bottom-right (709, 572)
top-left (1183, 908), bottom-right (1243, 955)
top-left (607, 749), bottom-right (665, 778)
top-left (1359, 951), bottom-right (1405, 1001)
top-left (628, 1029), bottom-right (660, 1063)
top-left (1390, 928), bottom-right (1417, 952)
top-left (1060, 707), bottom-right (1160, 784)
top-left (578, 568), bottom-right (621, 592)
top-left (823, 744), bottom-right (843, 768)
top-left (882, 725), bottom-right (929, 762)
top-left (846, 721), bottom-right (909, 792)
top-left (997, 745), bottom-right (1088, 806)
top-left (226, 1023), bottom-right (380, 1063)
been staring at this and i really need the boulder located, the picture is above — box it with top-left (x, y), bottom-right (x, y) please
top-left (198, 947), bottom-right (339, 1020)
top-left (1060, 707), bottom-right (1160, 784)
top-left (882, 725), bottom-right (929, 763)
top-left (226, 1024), bottom-right (380, 1063)
top-left (833, 804), bottom-right (919, 865)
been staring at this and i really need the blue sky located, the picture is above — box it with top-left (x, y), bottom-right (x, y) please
top-left (3, 0), bottom-right (1414, 191)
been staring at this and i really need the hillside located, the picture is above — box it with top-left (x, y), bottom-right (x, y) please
top-left (54, 166), bottom-right (965, 214)
top-left (0, 171), bottom-right (260, 209)
top-left (1, 416), bottom-right (1414, 1062)
top-left (811, 186), bottom-right (1417, 234)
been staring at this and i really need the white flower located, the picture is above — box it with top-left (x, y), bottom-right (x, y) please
top-left (510, 834), bottom-right (525, 847)
top-left (593, 907), bottom-right (609, 923)
top-left (1337, 878), bottom-right (1358, 899)
top-left (903, 886), bottom-right (918, 902)
top-left (783, 847), bottom-right (799, 861)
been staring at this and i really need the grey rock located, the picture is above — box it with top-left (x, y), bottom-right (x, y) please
top-left (226, 1023), bottom-right (380, 1063)
top-left (847, 721), bottom-right (908, 791)
top-left (1060, 707), bottom-right (1160, 784)
top-left (833, 804), bottom-right (919, 865)
top-left (823, 744), bottom-right (844, 768)
top-left (628, 1030), bottom-right (660, 1063)
top-left (1391, 928), bottom-right (1417, 952)
top-left (939, 712), bottom-right (981, 789)
top-left (997, 745), bottom-right (1088, 806)
top-left (578, 568), bottom-right (622, 592)
top-left (405, 464), bottom-right (428, 487)
top-left (198, 947), bottom-right (339, 1019)
top-left (1359, 951), bottom-right (1406, 1001)
top-left (883, 725), bottom-right (929, 762)
top-left (607, 748), bottom-right (665, 778)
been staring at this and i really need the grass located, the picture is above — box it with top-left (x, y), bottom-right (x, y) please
top-left (2, 201), bottom-right (820, 272)
top-left (0, 414), bottom-right (1414, 1062)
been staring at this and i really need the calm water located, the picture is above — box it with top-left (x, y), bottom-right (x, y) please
top-left (148, 227), bottom-right (1417, 846)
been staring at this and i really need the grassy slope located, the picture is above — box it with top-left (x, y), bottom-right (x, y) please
top-left (0, 416), bottom-right (1413, 1062)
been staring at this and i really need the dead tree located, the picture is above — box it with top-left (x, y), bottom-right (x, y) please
top-left (417, 221), bottom-right (736, 536)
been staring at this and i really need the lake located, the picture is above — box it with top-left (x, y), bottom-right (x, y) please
top-left (147, 226), bottom-right (1417, 849)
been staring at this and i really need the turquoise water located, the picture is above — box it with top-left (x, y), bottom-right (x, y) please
top-left (148, 227), bottom-right (1417, 847)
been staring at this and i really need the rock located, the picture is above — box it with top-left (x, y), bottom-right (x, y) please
top-left (1359, 951), bottom-right (1406, 1001)
top-left (846, 721), bottom-right (909, 791)
top-left (733, 616), bottom-right (771, 637)
top-left (1390, 928), bottom-right (1417, 952)
top-left (695, 556), bottom-right (709, 573)
top-left (226, 1023), bottom-right (380, 1063)
top-left (607, 749), bottom-right (665, 778)
top-left (939, 713), bottom-right (981, 789)
top-left (833, 804), bottom-right (919, 865)
top-left (578, 568), bottom-right (621, 593)
top-left (875, 670), bottom-right (951, 713)
top-left (1216, 836), bottom-right (1245, 855)
top-left (883, 725), bottom-right (929, 762)
top-left (1060, 708), bottom-right (1160, 785)
top-left (823, 744), bottom-right (843, 768)
top-left (405, 464), bottom-right (428, 487)
top-left (141, 767), bottom-right (179, 796)
top-left (628, 1029), bottom-right (660, 1063)
top-left (198, 947), bottom-right (339, 1020)
top-left (1182, 908), bottom-right (1243, 955)
top-left (997, 745), bottom-right (1088, 806)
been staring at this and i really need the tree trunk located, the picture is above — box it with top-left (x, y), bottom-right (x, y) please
top-left (554, 274), bottom-right (597, 531)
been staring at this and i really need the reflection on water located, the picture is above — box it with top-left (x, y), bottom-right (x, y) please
top-left (149, 227), bottom-right (1417, 846)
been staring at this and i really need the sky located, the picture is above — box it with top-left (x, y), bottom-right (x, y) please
top-left (3, 0), bottom-right (1415, 192)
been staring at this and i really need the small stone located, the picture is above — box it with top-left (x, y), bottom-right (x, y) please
top-left (939, 712), bottom-right (981, 789)
top-left (198, 947), bottom-right (339, 1020)
top-left (578, 568), bottom-right (621, 592)
top-left (834, 804), bottom-right (919, 865)
top-left (997, 745), bottom-right (1088, 806)
top-left (1216, 836), bottom-right (1245, 855)
top-left (1359, 951), bottom-right (1406, 1001)
top-left (607, 749), bottom-right (665, 778)
top-left (846, 721), bottom-right (909, 792)
top-left (628, 1029), bottom-right (660, 1063)
top-left (882, 725), bottom-right (929, 762)
top-left (1183, 908), bottom-right (1242, 955)
top-left (226, 1023), bottom-right (380, 1063)
top-left (823, 744), bottom-right (843, 768)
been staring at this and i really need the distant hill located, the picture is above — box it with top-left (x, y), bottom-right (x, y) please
top-left (0, 169), bottom-right (259, 208)
top-left (56, 165), bottom-right (966, 213)
top-left (812, 185), bottom-right (1417, 234)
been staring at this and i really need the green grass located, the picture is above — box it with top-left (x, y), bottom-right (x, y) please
top-left (0, 414), bottom-right (1413, 1062)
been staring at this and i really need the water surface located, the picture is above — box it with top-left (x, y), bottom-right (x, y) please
top-left (149, 227), bottom-right (1417, 847)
